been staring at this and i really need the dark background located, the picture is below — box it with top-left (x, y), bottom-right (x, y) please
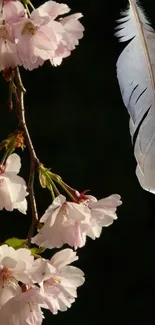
top-left (1, 0), bottom-right (155, 324)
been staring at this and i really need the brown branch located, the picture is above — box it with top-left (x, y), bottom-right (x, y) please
top-left (14, 67), bottom-right (39, 243)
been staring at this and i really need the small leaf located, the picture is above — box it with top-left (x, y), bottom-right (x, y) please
top-left (4, 238), bottom-right (26, 249)
top-left (30, 247), bottom-right (46, 258)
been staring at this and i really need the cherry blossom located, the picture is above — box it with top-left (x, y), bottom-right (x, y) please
top-left (0, 153), bottom-right (28, 213)
top-left (12, 3), bottom-right (62, 70)
top-left (0, 286), bottom-right (45, 325)
top-left (86, 194), bottom-right (122, 239)
top-left (0, 248), bottom-right (85, 323)
top-left (0, 0), bottom-right (84, 70)
top-left (13, 14), bottom-right (64, 70)
top-left (30, 2), bottom-right (84, 66)
top-left (31, 194), bottom-right (91, 249)
top-left (0, 245), bottom-right (34, 307)
top-left (32, 192), bottom-right (121, 249)
top-left (30, 249), bottom-right (85, 314)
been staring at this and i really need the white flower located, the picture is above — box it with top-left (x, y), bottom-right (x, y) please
top-left (86, 194), bottom-right (122, 239)
top-left (0, 245), bottom-right (34, 307)
top-left (31, 195), bottom-right (91, 249)
top-left (0, 286), bottom-right (44, 325)
top-left (30, 248), bottom-right (85, 314)
top-left (0, 153), bottom-right (28, 214)
top-left (32, 192), bottom-right (122, 249)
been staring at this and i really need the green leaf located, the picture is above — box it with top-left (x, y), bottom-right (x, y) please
top-left (4, 238), bottom-right (26, 249)
top-left (30, 247), bottom-right (46, 258)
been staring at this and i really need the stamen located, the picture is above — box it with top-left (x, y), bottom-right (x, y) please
top-left (0, 268), bottom-right (13, 288)
top-left (21, 286), bottom-right (36, 313)
top-left (0, 26), bottom-right (9, 39)
top-left (21, 22), bottom-right (37, 36)
top-left (46, 277), bottom-right (61, 287)
top-left (28, 299), bottom-right (36, 313)
top-left (61, 204), bottom-right (70, 220)
top-left (28, 301), bottom-right (33, 312)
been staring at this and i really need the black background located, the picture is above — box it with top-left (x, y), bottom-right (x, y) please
top-left (1, 0), bottom-right (155, 324)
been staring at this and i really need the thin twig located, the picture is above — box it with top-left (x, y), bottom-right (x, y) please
top-left (14, 67), bottom-right (39, 242)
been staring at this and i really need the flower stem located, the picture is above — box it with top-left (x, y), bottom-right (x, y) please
top-left (25, 4), bottom-right (31, 17)
top-left (56, 179), bottom-right (78, 202)
top-left (28, 1), bottom-right (35, 10)
top-left (49, 184), bottom-right (56, 201)
top-left (50, 178), bottom-right (60, 196)
top-left (14, 67), bottom-right (39, 243)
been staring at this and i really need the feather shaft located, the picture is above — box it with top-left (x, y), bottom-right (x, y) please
top-left (129, 0), bottom-right (155, 91)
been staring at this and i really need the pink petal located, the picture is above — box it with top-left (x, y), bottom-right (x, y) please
top-left (0, 39), bottom-right (20, 71)
top-left (3, 0), bottom-right (26, 24)
top-left (50, 249), bottom-right (78, 269)
top-left (5, 153), bottom-right (21, 174)
top-left (66, 202), bottom-right (90, 221)
top-left (0, 177), bottom-right (12, 211)
top-left (31, 1), bottom-right (70, 22)
top-left (5, 175), bottom-right (27, 204)
top-left (88, 194), bottom-right (122, 209)
top-left (86, 221), bottom-right (102, 239)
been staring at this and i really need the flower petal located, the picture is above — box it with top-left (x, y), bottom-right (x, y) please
top-left (0, 178), bottom-right (12, 211)
top-left (5, 154), bottom-right (21, 174)
top-left (50, 249), bottom-right (78, 269)
top-left (13, 198), bottom-right (27, 214)
top-left (31, 1), bottom-right (70, 22)
top-left (5, 175), bottom-right (27, 204)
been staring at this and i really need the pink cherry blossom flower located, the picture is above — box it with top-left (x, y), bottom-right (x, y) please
top-left (30, 249), bottom-right (85, 314)
top-left (31, 195), bottom-right (91, 249)
top-left (12, 1), bottom-right (84, 70)
top-left (0, 286), bottom-right (45, 325)
top-left (12, 13), bottom-right (65, 70)
top-left (0, 153), bottom-right (28, 213)
top-left (30, 1), bottom-right (84, 66)
top-left (0, 245), bottom-right (34, 307)
top-left (86, 194), bottom-right (122, 239)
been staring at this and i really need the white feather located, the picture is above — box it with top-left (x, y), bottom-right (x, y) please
top-left (116, 0), bottom-right (155, 193)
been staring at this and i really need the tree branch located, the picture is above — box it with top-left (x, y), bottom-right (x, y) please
top-left (14, 67), bottom-right (39, 242)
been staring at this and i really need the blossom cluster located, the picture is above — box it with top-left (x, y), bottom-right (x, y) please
top-left (0, 2), bottom-right (122, 320)
top-left (0, 147), bottom-right (122, 324)
top-left (0, 245), bottom-right (84, 324)
top-left (0, 154), bottom-right (122, 249)
top-left (0, 0), bottom-right (84, 71)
